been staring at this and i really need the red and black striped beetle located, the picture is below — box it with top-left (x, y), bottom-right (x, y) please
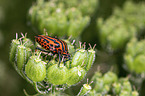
top-left (35, 35), bottom-right (70, 65)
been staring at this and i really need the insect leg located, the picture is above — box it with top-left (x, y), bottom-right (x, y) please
top-left (36, 47), bottom-right (48, 52)
top-left (63, 56), bottom-right (71, 66)
top-left (36, 47), bottom-right (53, 64)
top-left (47, 53), bottom-right (54, 63)
top-left (58, 53), bottom-right (61, 67)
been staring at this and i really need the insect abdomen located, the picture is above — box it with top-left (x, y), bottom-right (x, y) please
top-left (35, 35), bottom-right (69, 56)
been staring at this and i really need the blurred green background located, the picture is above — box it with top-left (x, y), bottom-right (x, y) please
top-left (0, 0), bottom-right (145, 96)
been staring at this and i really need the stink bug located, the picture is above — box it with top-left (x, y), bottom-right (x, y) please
top-left (35, 35), bottom-right (70, 65)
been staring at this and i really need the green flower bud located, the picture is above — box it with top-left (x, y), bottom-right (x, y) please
top-left (71, 49), bottom-right (87, 67)
top-left (66, 8), bottom-right (82, 20)
top-left (67, 16), bottom-right (90, 38)
top-left (66, 66), bottom-right (86, 86)
top-left (44, 17), bottom-right (57, 35)
top-left (132, 91), bottom-right (139, 96)
top-left (102, 84), bottom-right (110, 94)
top-left (119, 90), bottom-right (131, 96)
top-left (68, 44), bottom-right (75, 55)
top-left (103, 71), bottom-right (118, 85)
top-left (47, 59), bottom-right (56, 68)
top-left (99, 16), bottom-right (116, 42)
top-left (67, 20), bottom-right (82, 38)
top-left (125, 38), bottom-right (143, 56)
top-left (22, 37), bottom-right (34, 51)
top-left (124, 55), bottom-right (134, 71)
top-left (122, 81), bottom-right (132, 92)
top-left (25, 56), bottom-right (46, 82)
top-left (62, 39), bottom-right (75, 55)
top-left (37, 11), bottom-right (46, 32)
top-left (94, 78), bottom-right (104, 92)
top-left (107, 26), bottom-right (130, 50)
top-left (65, 60), bottom-right (71, 69)
top-left (133, 55), bottom-right (145, 73)
top-left (124, 38), bottom-right (145, 73)
top-left (97, 13), bottom-right (139, 51)
top-left (46, 63), bottom-right (68, 85)
top-left (28, 6), bottom-right (38, 25)
top-left (9, 39), bottom-right (20, 63)
top-left (79, 16), bottom-right (90, 29)
top-left (91, 71), bottom-right (102, 88)
top-left (53, 11), bottom-right (68, 36)
top-left (78, 0), bottom-right (98, 16)
top-left (16, 45), bottom-right (26, 70)
top-left (112, 82), bottom-right (122, 95)
top-left (85, 48), bottom-right (96, 71)
top-left (25, 47), bottom-right (32, 64)
top-left (91, 71), bottom-right (102, 80)
top-left (77, 84), bottom-right (92, 96)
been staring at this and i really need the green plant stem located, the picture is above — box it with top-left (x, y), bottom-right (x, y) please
top-left (34, 82), bottom-right (47, 94)
top-left (38, 82), bottom-right (46, 89)
top-left (12, 62), bottom-right (46, 89)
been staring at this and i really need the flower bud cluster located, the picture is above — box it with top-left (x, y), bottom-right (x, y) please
top-left (87, 71), bottom-right (139, 96)
top-left (9, 33), bottom-right (96, 94)
top-left (42, 41), bottom-right (96, 86)
top-left (97, 0), bottom-right (145, 51)
top-left (28, 0), bottom-right (98, 38)
top-left (124, 38), bottom-right (145, 73)
top-left (9, 33), bottom-right (33, 71)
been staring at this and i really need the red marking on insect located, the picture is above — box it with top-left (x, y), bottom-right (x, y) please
top-left (35, 35), bottom-right (70, 62)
